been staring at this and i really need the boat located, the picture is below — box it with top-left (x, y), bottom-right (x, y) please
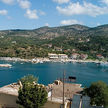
top-left (40, 61), bottom-right (43, 63)
top-left (0, 64), bottom-right (12, 68)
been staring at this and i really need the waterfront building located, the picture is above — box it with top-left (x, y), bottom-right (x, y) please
top-left (48, 53), bottom-right (68, 59)
top-left (48, 53), bottom-right (58, 59)
top-left (80, 54), bottom-right (88, 60)
top-left (96, 54), bottom-right (104, 59)
top-left (58, 54), bottom-right (68, 59)
top-left (71, 53), bottom-right (80, 60)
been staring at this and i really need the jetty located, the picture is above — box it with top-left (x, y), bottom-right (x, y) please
top-left (0, 64), bottom-right (12, 68)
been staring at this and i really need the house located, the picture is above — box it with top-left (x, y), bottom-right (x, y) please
top-left (48, 53), bottom-right (68, 59)
top-left (54, 46), bottom-right (62, 51)
top-left (58, 54), bottom-right (68, 59)
top-left (96, 54), bottom-right (104, 59)
top-left (48, 44), bottom-right (52, 48)
top-left (86, 38), bottom-right (90, 42)
top-left (48, 53), bottom-right (58, 59)
top-left (0, 36), bottom-right (4, 38)
top-left (43, 44), bottom-right (52, 48)
top-left (78, 38), bottom-right (84, 43)
top-left (80, 54), bottom-right (88, 60)
top-left (71, 53), bottom-right (80, 60)
top-left (72, 49), bottom-right (76, 52)
top-left (11, 41), bottom-right (16, 44)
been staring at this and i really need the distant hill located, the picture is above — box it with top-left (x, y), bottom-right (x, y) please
top-left (1, 24), bottom-right (108, 39)
top-left (0, 24), bottom-right (108, 59)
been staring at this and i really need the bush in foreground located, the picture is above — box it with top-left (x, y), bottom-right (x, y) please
top-left (84, 81), bottom-right (108, 107)
top-left (17, 75), bottom-right (47, 108)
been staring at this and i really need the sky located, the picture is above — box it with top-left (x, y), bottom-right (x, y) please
top-left (0, 0), bottom-right (108, 30)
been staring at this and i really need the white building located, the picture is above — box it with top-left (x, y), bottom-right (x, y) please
top-left (58, 54), bottom-right (68, 59)
top-left (71, 53), bottom-right (80, 60)
top-left (48, 53), bottom-right (58, 59)
top-left (48, 53), bottom-right (68, 59)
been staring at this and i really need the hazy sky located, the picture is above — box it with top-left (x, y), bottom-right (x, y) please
top-left (0, 0), bottom-right (108, 30)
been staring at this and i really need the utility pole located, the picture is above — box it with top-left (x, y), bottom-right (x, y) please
top-left (63, 70), bottom-right (65, 108)
top-left (61, 70), bottom-right (76, 108)
top-left (51, 87), bottom-right (53, 101)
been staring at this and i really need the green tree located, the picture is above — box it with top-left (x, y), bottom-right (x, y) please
top-left (84, 81), bottom-right (108, 107)
top-left (17, 75), bottom-right (47, 108)
top-left (19, 75), bottom-right (38, 85)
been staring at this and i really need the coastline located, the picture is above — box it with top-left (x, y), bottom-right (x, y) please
top-left (0, 57), bottom-right (108, 64)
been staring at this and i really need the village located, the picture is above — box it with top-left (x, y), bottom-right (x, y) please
top-left (0, 52), bottom-right (106, 65)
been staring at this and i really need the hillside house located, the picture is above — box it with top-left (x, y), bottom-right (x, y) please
top-left (86, 38), bottom-right (90, 42)
top-left (96, 54), bottom-right (104, 59)
top-left (80, 54), bottom-right (88, 60)
top-left (72, 49), bottom-right (77, 52)
top-left (43, 44), bottom-right (52, 48)
top-left (11, 41), bottom-right (17, 44)
top-left (54, 46), bottom-right (62, 51)
top-left (71, 53), bottom-right (80, 60)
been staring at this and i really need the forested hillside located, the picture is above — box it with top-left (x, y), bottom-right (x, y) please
top-left (0, 24), bottom-right (108, 59)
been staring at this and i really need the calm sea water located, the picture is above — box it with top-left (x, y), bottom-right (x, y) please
top-left (0, 60), bottom-right (108, 87)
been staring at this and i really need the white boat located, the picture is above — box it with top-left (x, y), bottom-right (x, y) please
top-left (0, 64), bottom-right (12, 67)
top-left (40, 61), bottom-right (43, 63)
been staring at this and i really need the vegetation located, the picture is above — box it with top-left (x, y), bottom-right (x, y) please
top-left (84, 81), bottom-right (108, 107)
top-left (0, 24), bottom-right (108, 59)
top-left (19, 75), bottom-right (38, 85)
top-left (17, 75), bottom-right (47, 108)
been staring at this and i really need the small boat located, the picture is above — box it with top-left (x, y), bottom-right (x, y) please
top-left (40, 61), bottom-right (43, 63)
top-left (0, 64), bottom-right (12, 68)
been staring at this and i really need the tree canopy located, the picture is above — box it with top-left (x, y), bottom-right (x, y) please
top-left (17, 75), bottom-right (47, 108)
top-left (84, 81), bottom-right (108, 107)
top-left (19, 75), bottom-right (38, 85)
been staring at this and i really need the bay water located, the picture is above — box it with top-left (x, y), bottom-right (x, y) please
top-left (0, 60), bottom-right (108, 87)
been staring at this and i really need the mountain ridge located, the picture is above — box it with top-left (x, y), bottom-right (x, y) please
top-left (0, 24), bottom-right (108, 39)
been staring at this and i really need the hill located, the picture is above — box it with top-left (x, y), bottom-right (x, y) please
top-left (0, 24), bottom-right (108, 59)
top-left (0, 24), bottom-right (90, 39)
top-left (1, 24), bottom-right (108, 39)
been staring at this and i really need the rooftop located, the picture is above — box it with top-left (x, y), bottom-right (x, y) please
top-left (47, 81), bottom-right (83, 100)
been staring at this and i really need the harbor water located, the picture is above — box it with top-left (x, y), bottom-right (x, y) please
top-left (0, 60), bottom-right (108, 87)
